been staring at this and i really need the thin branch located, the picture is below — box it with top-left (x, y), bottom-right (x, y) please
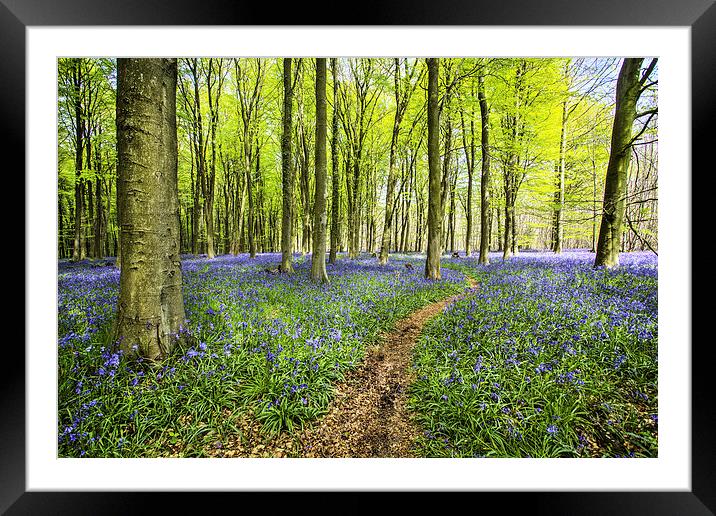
top-left (625, 212), bottom-right (658, 256)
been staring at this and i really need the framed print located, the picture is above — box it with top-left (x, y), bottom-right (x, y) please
top-left (9, 0), bottom-right (713, 513)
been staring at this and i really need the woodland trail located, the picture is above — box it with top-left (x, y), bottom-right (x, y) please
top-left (211, 275), bottom-right (478, 458)
top-left (293, 276), bottom-right (478, 457)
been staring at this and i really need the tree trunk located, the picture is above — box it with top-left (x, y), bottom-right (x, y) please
top-left (448, 162), bottom-right (457, 253)
top-left (439, 112), bottom-right (453, 255)
top-left (425, 58), bottom-right (441, 280)
top-left (72, 59), bottom-right (86, 262)
top-left (115, 58), bottom-right (186, 361)
top-left (246, 147), bottom-right (256, 257)
top-left (311, 58), bottom-right (329, 283)
top-left (299, 121), bottom-right (312, 255)
top-left (552, 94), bottom-right (568, 254)
top-left (379, 58), bottom-right (405, 265)
top-left (460, 99), bottom-right (475, 257)
top-left (477, 73), bottom-right (491, 265)
top-left (280, 58), bottom-right (295, 273)
top-left (204, 59), bottom-right (221, 259)
top-left (329, 58), bottom-right (340, 265)
top-left (350, 157), bottom-right (361, 258)
top-left (94, 162), bottom-right (105, 258)
top-left (594, 58), bottom-right (644, 268)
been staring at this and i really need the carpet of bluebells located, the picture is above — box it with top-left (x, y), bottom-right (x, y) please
top-left (409, 251), bottom-right (658, 458)
top-left (57, 253), bottom-right (465, 457)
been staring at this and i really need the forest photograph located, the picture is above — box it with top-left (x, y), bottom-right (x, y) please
top-left (56, 55), bottom-right (659, 460)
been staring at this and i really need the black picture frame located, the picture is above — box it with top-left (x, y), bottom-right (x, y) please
top-left (9, 0), bottom-right (713, 513)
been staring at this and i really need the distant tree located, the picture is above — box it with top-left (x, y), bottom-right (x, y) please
top-left (379, 58), bottom-right (420, 265)
top-left (552, 60), bottom-right (570, 254)
top-left (203, 58), bottom-right (225, 259)
top-left (477, 71), bottom-right (492, 265)
top-left (425, 58), bottom-right (442, 280)
top-left (115, 58), bottom-right (186, 360)
top-left (280, 58), bottom-right (296, 273)
top-left (329, 58), bottom-right (341, 265)
top-left (58, 58), bottom-right (110, 261)
top-left (458, 78), bottom-right (476, 257)
top-left (235, 58), bottom-right (265, 258)
top-left (337, 58), bottom-right (382, 259)
top-left (68, 59), bottom-right (86, 261)
top-left (311, 58), bottom-right (329, 283)
top-left (595, 57), bottom-right (657, 268)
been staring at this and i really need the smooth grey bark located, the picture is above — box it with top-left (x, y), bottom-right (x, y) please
top-left (311, 58), bottom-right (329, 283)
top-left (425, 58), bottom-right (442, 280)
top-left (115, 58), bottom-right (186, 361)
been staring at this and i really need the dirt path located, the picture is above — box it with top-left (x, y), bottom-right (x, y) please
top-left (211, 276), bottom-right (477, 458)
top-left (292, 276), bottom-right (478, 458)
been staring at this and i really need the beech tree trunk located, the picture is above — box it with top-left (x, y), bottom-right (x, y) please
top-left (115, 58), bottom-right (186, 361)
top-left (477, 73), bottom-right (491, 265)
top-left (425, 58), bottom-right (442, 280)
top-left (72, 59), bottom-right (86, 262)
top-left (329, 58), bottom-right (340, 265)
top-left (379, 58), bottom-right (409, 265)
top-left (459, 85), bottom-right (476, 257)
top-left (594, 58), bottom-right (645, 268)
top-left (311, 58), bottom-right (329, 283)
top-left (552, 94), bottom-right (568, 254)
top-left (280, 58), bottom-right (295, 273)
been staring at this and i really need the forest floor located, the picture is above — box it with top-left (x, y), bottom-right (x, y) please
top-left (213, 277), bottom-right (478, 458)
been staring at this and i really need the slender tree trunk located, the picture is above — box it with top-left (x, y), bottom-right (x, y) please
top-left (94, 165), bottom-right (105, 258)
top-left (460, 104), bottom-right (475, 256)
top-left (246, 147), bottom-right (256, 257)
top-left (72, 60), bottom-right (86, 262)
top-left (299, 123), bottom-right (312, 255)
top-left (595, 58), bottom-right (645, 268)
top-left (425, 58), bottom-right (442, 280)
top-left (329, 58), bottom-right (340, 265)
top-left (592, 153), bottom-right (597, 252)
top-left (379, 58), bottom-right (404, 265)
top-left (86, 140), bottom-right (94, 258)
top-left (311, 58), bottom-right (329, 283)
top-left (115, 58), bottom-right (186, 360)
top-left (449, 164), bottom-right (457, 253)
top-left (59, 196), bottom-right (66, 258)
top-left (189, 143), bottom-right (199, 254)
top-left (280, 58), bottom-right (295, 273)
top-left (552, 94), bottom-right (568, 253)
top-left (345, 155), bottom-right (354, 258)
top-left (350, 157), bottom-right (361, 258)
top-left (477, 73), bottom-right (491, 265)
top-left (189, 59), bottom-right (208, 256)
top-left (439, 113), bottom-right (453, 255)
top-left (511, 200), bottom-right (519, 255)
top-left (204, 59), bottom-right (221, 259)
